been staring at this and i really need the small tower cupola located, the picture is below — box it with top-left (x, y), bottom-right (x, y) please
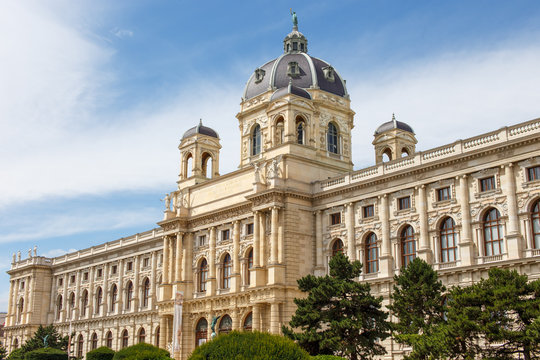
top-left (372, 114), bottom-right (417, 164)
top-left (178, 119), bottom-right (221, 184)
top-left (283, 11), bottom-right (308, 53)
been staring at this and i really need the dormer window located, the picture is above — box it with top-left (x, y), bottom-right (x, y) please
top-left (322, 66), bottom-right (335, 82)
top-left (293, 42), bottom-right (298, 51)
top-left (287, 61), bottom-right (300, 78)
top-left (254, 68), bottom-right (265, 84)
top-left (300, 43), bottom-right (305, 52)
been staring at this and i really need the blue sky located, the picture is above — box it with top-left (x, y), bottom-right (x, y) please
top-left (1, 0), bottom-right (540, 311)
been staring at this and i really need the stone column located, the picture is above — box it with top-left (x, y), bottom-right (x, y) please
top-left (169, 239), bottom-right (175, 284)
top-left (270, 303), bottom-right (280, 334)
top-left (175, 232), bottom-right (184, 283)
top-left (232, 221), bottom-right (241, 292)
top-left (88, 267), bottom-right (95, 318)
top-left (458, 175), bottom-right (474, 266)
top-left (208, 227), bottom-right (217, 295)
top-left (75, 270), bottom-right (81, 319)
top-left (159, 316), bottom-right (167, 349)
top-left (379, 195), bottom-right (393, 277)
top-left (314, 210), bottom-right (324, 276)
top-left (503, 164), bottom-right (523, 258)
top-left (346, 203), bottom-right (356, 260)
top-left (117, 260), bottom-right (124, 313)
top-left (278, 210), bottom-right (284, 264)
top-left (417, 185), bottom-right (432, 262)
top-left (183, 233), bottom-right (194, 299)
top-left (133, 257), bottom-right (140, 310)
top-left (232, 308), bottom-right (241, 330)
top-left (269, 207), bottom-right (284, 284)
top-left (259, 212), bottom-right (267, 267)
top-left (163, 237), bottom-right (170, 284)
top-left (251, 212), bottom-right (264, 287)
top-left (150, 251), bottom-right (157, 306)
top-left (7, 280), bottom-right (13, 326)
top-left (61, 273), bottom-right (68, 321)
top-left (252, 304), bottom-right (260, 331)
top-left (102, 264), bottom-right (109, 316)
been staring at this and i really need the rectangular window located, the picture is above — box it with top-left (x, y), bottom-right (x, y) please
top-left (83, 272), bottom-right (88, 281)
top-left (143, 258), bottom-right (149, 267)
top-left (70, 275), bottom-right (75, 284)
top-left (437, 187), bottom-right (451, 201)
top-left (58, 278), bottom-right (63, 286)
top-left (198, 235), bottom-right (207, 247)
top-left (221, 229), bottom-right (230, 241)
top-left (20, 282), bottom-right (25, 290)
top-left (398, 197), bottom-right (411, 210)
top-left (363, 205), bottom-right (374, 218)
top-left (246, 223), bottom-right (254, 235)
top-left (97, 269), bottom-right (103, 278)
top-left (127, 262), bottom-right (133, 271)
top-left (111, 265), bottom-right (117, 275)
top-left (330, 212), bottom-right (341, 225)
top-left (528, 166), bottom-right (540, 181)
top-left (480, 176), bottom-right (495, 192)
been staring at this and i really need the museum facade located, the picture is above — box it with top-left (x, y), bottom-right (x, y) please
top-left (3, 20), bottom-right (540, 360)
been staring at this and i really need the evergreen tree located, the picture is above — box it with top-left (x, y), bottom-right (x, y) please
top-left (283, 252), bottom-right (390, 360)
top-left (0, 345), bottom-right (7, 360)
top-left (447, 268), bottom-right (540, 360)
top-left (21, 325), bottom-right (69, 353)
top-left (388, 258), bottom-right (449, 359)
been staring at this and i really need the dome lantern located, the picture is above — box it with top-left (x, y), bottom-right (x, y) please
top-left (283, 11), bottom-right (308, 54)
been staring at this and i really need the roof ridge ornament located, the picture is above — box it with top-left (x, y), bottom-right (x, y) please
top-left (392, 113), bottom-right (397, 127)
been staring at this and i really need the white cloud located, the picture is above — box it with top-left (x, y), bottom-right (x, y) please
top-left (0, 207), bottom-right (159, 243)
top-left (42, 248), bottom-right (79, 258)
top-left (112, 27), bottom-right (133, 38)
top-left (347, 43), bottom-right (540, 168)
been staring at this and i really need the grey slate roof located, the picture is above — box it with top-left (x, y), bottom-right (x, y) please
top-left (374, 119), bottom-right (415, 135)
top-left (243, 53), bottom-right (347, 101)
top-left (270, 83), bottom-right (312, 101)
top-left (182, 121), bottom-right (219, 140)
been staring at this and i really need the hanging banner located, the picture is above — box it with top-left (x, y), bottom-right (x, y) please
top-left (172, 291), bottom-right (184, 352)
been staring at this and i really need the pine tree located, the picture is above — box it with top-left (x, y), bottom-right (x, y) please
top-left (0, 345), bottom-right (7, 360)
top-left (283, 252), bottom-right (390, 360)
top-left (21, 324), bottom-right (69, 353)
top-left (388, 258), bottom-right (449, 359)
top-left (447, 268), bottom-right (540, 360)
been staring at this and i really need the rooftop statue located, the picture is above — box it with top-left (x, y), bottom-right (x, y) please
top-left (290, 9), bottom-right (298, 27)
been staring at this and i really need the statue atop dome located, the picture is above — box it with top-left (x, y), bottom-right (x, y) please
top-left (290, 9), bottom-right (298, 28)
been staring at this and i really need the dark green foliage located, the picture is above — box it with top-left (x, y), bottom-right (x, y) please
top-left (188, 331), bottom-right (310, 360)
top-left (388, 258), bottom-right (448, 359)
top-left (112, 343), bottom-right (170, 360)
top-left (21, 325), bottom-right (69, 353)
top-left (283, 252), bottom-right (390, 360)
top-left (447, 268), bottom-right (540, 360)
top-left (23, 347), bottom-right (67, 360)
top-left (87, 346), bottom-right (115, 360)
top-left (310, 355), bottom-right (346, 359)
top-left (6, 348), bottom-right (23, 360)
top-left (0, 345), bottom-right (7, 360)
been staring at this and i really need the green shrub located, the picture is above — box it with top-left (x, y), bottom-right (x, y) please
top-left (6, 349), bottom-right (23, 360)
top-left (24, 347), bottom-right (67, 360)
top-left (188, 331), bottom-right (310, 360)
top-left (112, 343), bottom-right (170, 360)
top-left (311, 356), bottom-right (346, 360)
top-left (87, 346), bottom-right (115, 360)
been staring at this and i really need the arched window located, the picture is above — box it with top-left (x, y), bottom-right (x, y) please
top-left (126, 281), bottom-right (133, 310)
top-left (327, 122), bottom-right (339, 154)
top-left (532, 200), bottom-right (540, 249)
top-left (401, 225), bottom-right (416, 267)
top-left (243, 312), bottom-right (253, 331)
top-left (56, 295), bottom-right (62, 320)
top-left (331, 239), bottom-right (344, 257)
top-left (275, 118), bottom-right (284, 145)
top-left (199, 259), bottom-right (208, 292)
top-left (185, 153), bottom-right (193, 178)
top-left (365, 233), bottom-right (379, 273)
top-left (138, 328), bottom-right (146, 343)
top-left (252, 124), bottom-right (261, 155)
top-left (68, 292), bottom-right (75, 319)
top-left (382, 148), bottom-right (392, 162)
top-left (77, 334), bottom-right (84, 358)
top-left (110, 284), bottom-right (118, 312)
top-left (440, 217), bottom-right (458, 263)
top-left (401, 148), bottom-right (409, 158)
top-left (296, 119), bottom-right (305, 145)
top-left (483, 208), bottom-right (504, 256)
top-left (246, 248), bottom-right (253, 285)
top-left (195, 318), bottom-right (208, 347)
top-left (17, 298), bottom-right (23, 323)
top-left (121, 329), bottom-right (129, 348)
top-left (142, 278), bottom-right (150, 308)
top-left (202, 152), bottom-right (213, 179)
top-left (218, 315), bottom-right (232, 335)
top-left (106, 331), bottom-right (113, 348)
top-left (13, 338), bottom-right (19, 349)
top-left (96, 287), bottom-right (103, 314)
top-left (81, 290), bottom-right (88, 316)
top-left (155, 326), bottom-right (160, 347)
top-left (91, 332), bottom-right (98, 350)
top-left (222, 254), bottom-right (232, 289)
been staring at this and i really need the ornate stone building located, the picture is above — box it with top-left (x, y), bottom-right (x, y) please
top-left (3, 19), bottom-right (540, 360)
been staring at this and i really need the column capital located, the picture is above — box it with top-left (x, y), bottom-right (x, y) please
top-left (176, 232), bottom-right (184, 237)
top-left (378, 194), bottom-right (388, 200)
top-left (501, 162), bottom-right (514, 169)
top-left (233, 220), bottom-right (240, 225)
